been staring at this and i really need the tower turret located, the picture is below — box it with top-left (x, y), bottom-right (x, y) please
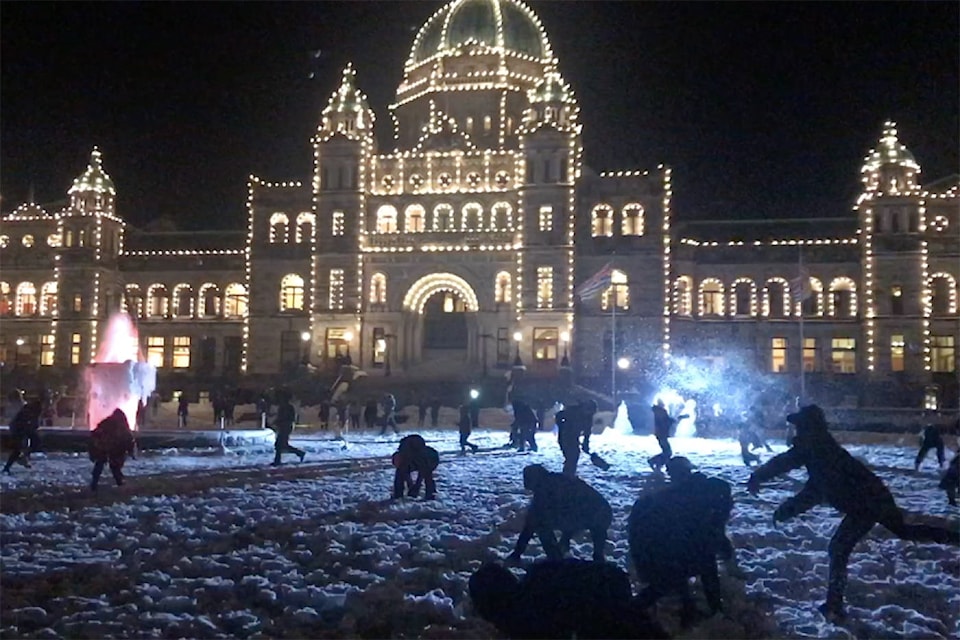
top-left (861, 121), bottom-right (921, 195)
top-left (67, 147), bottom-right (117, 216)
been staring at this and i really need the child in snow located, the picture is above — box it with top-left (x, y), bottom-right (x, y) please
top-left (392, 434), bottom-right (439, 500)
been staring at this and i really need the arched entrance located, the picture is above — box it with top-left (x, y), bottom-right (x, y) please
top-left (402, 273), bottom-right (479, 368)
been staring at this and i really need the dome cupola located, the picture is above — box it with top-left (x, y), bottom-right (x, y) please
top-left (67, 147), bottom-right (116, 215)
top-left (319, 63), bottom-right (375, 141)
top-left (861, 121), bottom-right (921, 195)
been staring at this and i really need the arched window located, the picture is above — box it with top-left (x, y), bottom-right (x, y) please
top-left (172, 283), bottom-right (194, 318)
top-left (763, 278), bottom-right (790, 317)
top-left (1, 282), bottom-right (14, 315)
top-left (591, 204), bottom-right (614, 237)
top-left (16, 281), bottom-right (37, 316)
top-left (404, 205), bottom-right (425, 232)
top-left (621, 203), bottom-right (644, 236)
top-left (124, 284), bottom-right (144, 319)
top-left (147, 284), bottom-right (169, 318)
top-left (699, 279), bottom-right (724, 316)
top-left (673, 277), bottom-right (693, 315)
top-left (40, 282), bottom-right (58, 316)
top-left (369, 273), bottom-right (387, 305)
top-left (828, 278), bottom-right (858, 317)
top-left (929, 273), bottom-right (957, 314)
top-left (198, 283), bottom-right (221, 318)
top-left (224, 283), bottom-right (248, 318)
top-left (295, 212), bottom-right (315, 243)
top-left (602, 269), bottom-right (629, 310)
top-left (729, 278), bottom-right (757, 316)
top-left (280, 274), bottom-right (305, 311)
top-left (376, 205), bottom-right (398, 233)
top-left (269, 213), bottom-right (289, 243)
top-left (495, 271), bottom-right (512, 305)
top-left (800, 278), bottom-right (824, 316)
top-left (462, 203), bottom-right (483, 232)
top-left (491, 202), bottom-right (512, 231)
top-left (433, 204), bottom-right (454, 232)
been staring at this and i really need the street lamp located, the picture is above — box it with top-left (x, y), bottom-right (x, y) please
top-left (300, 331), bottom-right (311, 364)
top-left (512, 330), bottom-right (523, 367)
top-left (559, 330), bottom-right (570, 369)
top-left (14, 337), bottom-right (25, 369)
top-left (343, 330), bottom-right (354, 358)
top-left (617, 356), bottom-right (631, 370)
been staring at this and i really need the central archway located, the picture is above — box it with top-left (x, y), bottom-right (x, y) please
top-left (402, 273), bottom-right (480, 370)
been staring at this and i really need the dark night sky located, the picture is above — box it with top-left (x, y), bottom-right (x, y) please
top-left (2, 1), bottom-right (957, 232)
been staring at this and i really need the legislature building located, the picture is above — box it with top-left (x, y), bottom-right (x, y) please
top-left (1, 0), bottom-right (957, 408)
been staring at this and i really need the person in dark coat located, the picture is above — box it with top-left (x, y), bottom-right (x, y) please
top-left (3, 400), bottom-right (42, 473)
top-left (347, 400), bottom-right (361, 431)
top-left (648, 399), bottom-right (686, 473)
top-left (392, 434), bottom-right (440, 500)
top-left (417, 398), bottom-right (429, 428)
top-left (940, 453), bottom-right (959, 506)
top-left (469, 560), bottom-right (669, 640)
top-left (177, 395), bottom-right (189, 428)
top-left (89, 408), bottom-right (136, 491)
top-left (915, 422), bottom-right (946, 470)
top-left (508, 464), bottom-right (612, 562)
top-left (629, 456), bottom-right (737, 622)
top-left (379, 393), bottom-right (400, 436)
top-left (363, 398), bottom-right (378, 431)
top-left (747, 404), bottom-right (960, 620)
top-left (737, 417), bottom-right (762, 467)
top-left (429, 398), bottom-right (441, 427)
top-left (511, 400), bottom-right (539, 452)
top-left (317, 400), bottom-right (331, 431)
top-left (458, 405), bottom-right (479, 455)
top-left (270, 390), bottom-right (305, 466)
top-left (555, 400), bottom-right (596, 477)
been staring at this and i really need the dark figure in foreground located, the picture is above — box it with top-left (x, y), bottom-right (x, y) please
top-left (392, 434), bottom-right (440, 500)
top-left (177, 395), bottom-right (189, 428)
top-left (429, 398), bottom-right (441, 427)
top-left (271, 391), bottom-right (305, 466)
top-left (555, 400), bottom-right (597, 477)
top-left (3, 400), bottom-right (42, 473)
top-left (941, 454), bottom-right (959, 506)
top-left (89, 409), bottom-right (136, 491)
top-left (915, 422), bottom-right (946, 470)
top-left (748, 404), bottom-right (960, 620)
top-left (648, 400), bottom-right (686, 473)
top-left (417, 398), bottom-right (428, 428)
top-left (509, 464), bottom-right (612, 562)
top-left (379, 393), bottom-right (400, 436)
top-left (629, 456), bottom-right (738, 623)
top-left (510, 400), bottom-right (539, 452)
top-left (458, 405), bottom-right (479, 455)
top-left (469, 560), bottom-right (668, 640)
top-left (317, 400), bottom-right (331, 431)
top-left (364, 398), bottom-right (378, 431)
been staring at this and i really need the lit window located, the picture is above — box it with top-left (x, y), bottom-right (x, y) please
top-left (491, 202), bottom-right (512, 230)
top-left (763, 279), bottom-right (789, 317)
top-left (828, 278), bottom-right (857, 316)
top-left (172, 336), bottom-right (191, 368)
top-left (533, 327), bottom-right (559, 361)
top-left (224, 283), bottom-right (248, 318)
top-left (199, 283), bottom-right (221, 317)
top-left (0, 282), bottom-right (11, 315)
top-left (376, 205), bottom-right (398, 233)
top-left (22, 234), bottom-right (34, 248)
top-left (537, 266), bottom-right (554, 309)
top-left (730, 279), bottom-right (756, 316)
top-left (803, 338), bottom-right (818, 372)
top-left (280, 273), bottom-right (305, 311)
top-left (621, 203), bottom-right (644, 236)
top-left (831, 338), bottom-right (857, 374)
top-left (699, 279), bottom-right (724, 316)
top-left (16, 281), bottom-right (37, 316)
top-left (172, 284), bottom-right (194, 318)
top-left (931, 335), bottom-right (955, 372)
top-left (269, 213), bottom-right (289, 243)
top-left (146, 336), bottom-right (165, 368)
top-left (332, 211), bottom-right (345, 236)
top-left (929, 274), bottom-right (957, 314)
top-left (538, 206), bottom-right (553, 232)
top-left (495, 272), bottom-right (512, 305)
top-left (591, 204), bottom-right (613, 237)
top-left (147, 284), bottom-right (168, 318)
top-left (295, 212), bottom-right (315, 243)
top-left (673, 277), bottom-right (692, 315)
top-left (369, 273), bottom-right (387, 305)
top-left (770, 338), bottom-right (788, 373)
top-left (325, 328), bottom-right (351, 359)
top-left (462, 203), bottom-right (483, 231)
top-left (40, 282), bottom-right (58, 316)
top-left (890, 334), bottom-right (905, 372)
top-left (404, 205), bottom-right (425, 232)
top-left (0, 235), bottom-right (8, 248)
top-left (484, 116), bottom-right (492, 132)
top-left (602, 270), bottom-right (629, 311)
top-left (40, 334), bottom-right (55, 366)
top-left (71, 333), bottom-right (82, 365)
top-left (328, 269), bottom-right (344, 310)
top-left (433, 204), bottom-right (454, 231)
top-left (46, 233), bottom-right (62, 248)
top-left (465, 117), bottom-right (474, 133)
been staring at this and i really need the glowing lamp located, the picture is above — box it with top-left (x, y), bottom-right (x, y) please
top-left (617, 357), bottom-right (630, 370)
top-left (469, 389), bottom-right (480, 400)
top-left (300, 331), bottom-right (311, 342)
top-left (15, 337), bottom-right (25, 347)
top-left (344, 331), bottom-right (354, 342)
top-left (513, 331), bottom-right (522, 342)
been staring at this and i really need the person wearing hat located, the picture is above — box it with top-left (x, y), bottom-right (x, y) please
top-left (628, 456), bottom-right (738, 623)
top-left (747, 404), bottom-right (960, 621)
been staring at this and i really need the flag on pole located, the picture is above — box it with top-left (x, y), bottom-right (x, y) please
top-left (790, 267), bottom-right (811, 305)
top-left (575, 262), bottom-right (614, 300)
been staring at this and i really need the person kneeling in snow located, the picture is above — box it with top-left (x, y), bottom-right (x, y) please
top-left (508, 464), bottom-right (612, 562)
top-left (747, 404), bottom-right (960, 621)
top-left (89, 408), bottom-right (136, 491)
top-left (392, 434), bottom-right (439, 500)
top-left (469, 559), bottom-right (668, 639)
top-left (628, 456), bottom-right (739, 624)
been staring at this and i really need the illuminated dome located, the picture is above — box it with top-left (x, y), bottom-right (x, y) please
top-left (407, 0), bottom-right (553, 68)
top-left (861, 121), bottom-right (921, 194)
top-left (68, 147), bottom-right (116, 196)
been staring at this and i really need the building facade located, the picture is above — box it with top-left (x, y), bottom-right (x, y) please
top-left (1, 0), bottom-right (957, 407)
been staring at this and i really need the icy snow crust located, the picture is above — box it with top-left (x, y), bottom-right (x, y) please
top-left (1, 429), bottom-right (958, 639)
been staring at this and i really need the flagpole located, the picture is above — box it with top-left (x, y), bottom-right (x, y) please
top-left (798, 247), bottom-right (805, 404)
top-left (611, 290), bottom-right (617, 399)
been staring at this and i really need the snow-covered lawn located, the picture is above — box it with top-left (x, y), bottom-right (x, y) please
top-left (1, 426), bottom-right (957, 639)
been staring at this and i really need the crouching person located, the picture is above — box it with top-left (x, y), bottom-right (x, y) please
top-left (90, 408), bottom-right (136, 492)
top-left (629, 456), bottom-right (737, 624)
top-left (469, 559), bottom-right (669, 639)
top-left (508, 464), bottom-right (612, 562)
top-left (392, 434), bottom-right (440, 500)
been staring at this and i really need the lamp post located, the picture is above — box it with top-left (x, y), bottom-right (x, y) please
top-left (478, 332), bottom-right (493, 378)
top-left (512, 330), bottom-right (524, 368)
top-left (300, 331), bottom-right (311, 365)
top-left (559, 330), bottom-right (570, 369)
top-left (14, 337), bottom-right (25, 370)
